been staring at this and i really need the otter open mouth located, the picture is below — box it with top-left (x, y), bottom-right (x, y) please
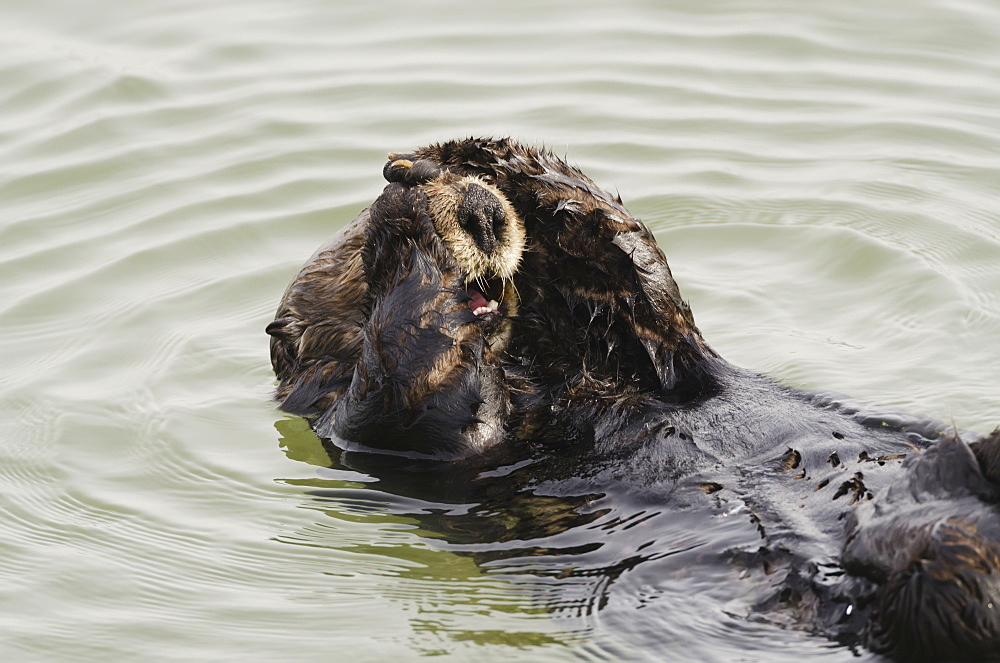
top-left (466, 278), bottom-right (505, 317)
top-left (464, 274), bottom-right (517, 348)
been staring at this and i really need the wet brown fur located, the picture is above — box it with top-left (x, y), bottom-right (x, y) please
top-left (270, 138), bottom-right (1000, 659)
top-left (268, 174), bottom-right (525, 454)
top-left (397, 138), bottom-right (722, 410)
top-left (267, 212), bottom-right (369, 415)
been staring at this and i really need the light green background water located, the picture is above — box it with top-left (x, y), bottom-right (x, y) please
top-left (1, 1), bottom-right (998, 661)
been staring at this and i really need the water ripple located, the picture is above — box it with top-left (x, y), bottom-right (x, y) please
top-left (1, 0), bottom-right (998, 660)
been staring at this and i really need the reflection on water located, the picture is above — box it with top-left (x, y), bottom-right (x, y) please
top-left (275, 418), bottom-right (869, 661)
top-left (276, 417), bottom-right (596, 655)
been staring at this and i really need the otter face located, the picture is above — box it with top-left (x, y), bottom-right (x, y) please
top-left (420, 173), bottom-right (525, 347)
top-left (303, 182), bottom-right (518, 458)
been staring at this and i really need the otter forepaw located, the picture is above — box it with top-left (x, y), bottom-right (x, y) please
top-left (383, 153), bottom-right (445, 185)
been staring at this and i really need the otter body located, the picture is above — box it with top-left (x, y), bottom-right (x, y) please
top-left (268, 138), bottom-right (1000, 660)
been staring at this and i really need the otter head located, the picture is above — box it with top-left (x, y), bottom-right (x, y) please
top-left (305, 180), bottom-right (525, 459)
top-left (419, 173), bottom-right (525, 349)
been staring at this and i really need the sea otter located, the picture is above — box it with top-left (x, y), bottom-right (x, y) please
top-left (268, 138), bottom-right (1000, 661)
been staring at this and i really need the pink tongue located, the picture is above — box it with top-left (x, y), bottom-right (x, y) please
top-left (468, 287), bottom-right (488, 310)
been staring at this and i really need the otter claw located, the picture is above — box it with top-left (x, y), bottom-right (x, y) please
top-left (383, 153), bottom-right (446, 185)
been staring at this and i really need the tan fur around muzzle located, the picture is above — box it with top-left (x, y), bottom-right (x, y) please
top-left (420, 174), bottom-right (525, 283)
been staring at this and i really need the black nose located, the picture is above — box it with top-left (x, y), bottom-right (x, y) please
top-left (457, 184), bottom-right (505, 254)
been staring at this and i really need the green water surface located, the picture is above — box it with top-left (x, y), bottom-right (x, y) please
top-left (1, 1), bottom-right (998, 661)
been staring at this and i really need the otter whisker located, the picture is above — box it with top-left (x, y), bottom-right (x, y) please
top-left (506, 275), bottom-right (521, 304)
